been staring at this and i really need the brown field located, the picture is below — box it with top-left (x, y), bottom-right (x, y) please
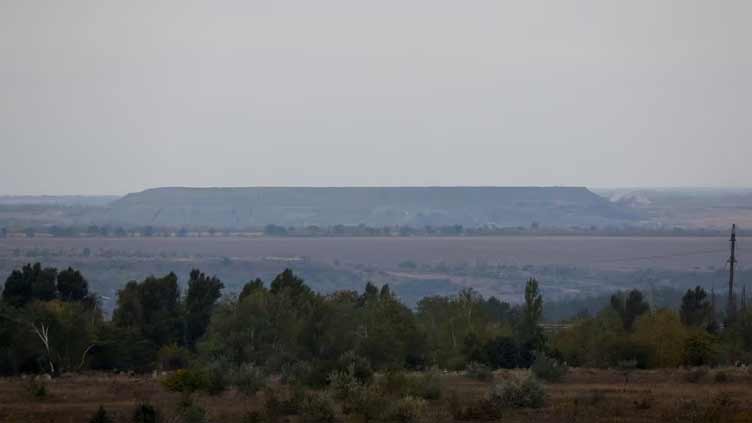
top-left (2, 368), bottom-right (752, 423)
top-left (0, 236), bottom-right (740, 271)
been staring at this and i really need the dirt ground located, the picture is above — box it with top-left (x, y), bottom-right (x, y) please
top-left (2, 368), bottom-right (752, 423)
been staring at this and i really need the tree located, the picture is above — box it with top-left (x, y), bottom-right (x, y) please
top-left (632, 309), bottom-right (688, 368)
top-left (57, 267), bottom-right (89, 302)
top-left (184, 269), bottom-right (223, 348)
top-left (113, 273), bottom-right (181, 347)
top-left (484, 336), bottom-right (519, 369)
top-left (2, 263), bottom-right (58, 307)
top-left (270, 269), bottom-right (314, 309)
top-left (517, 278), bottom-right (544, 351)
top-left (610, 289), bottom-right (649, 332)
top-left (0, 299), bottom-right (101, 374)
top-left (679, 286), bottom-right (712, 328)
top-left (522, 279), bottom-right (543, 329)
top-left (239, 278), bottom-right (265, 301)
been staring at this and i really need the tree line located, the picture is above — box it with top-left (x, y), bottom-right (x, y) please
top-left (1, 262), bottom-right (752, 380)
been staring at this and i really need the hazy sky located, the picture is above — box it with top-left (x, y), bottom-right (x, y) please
top-left (1, 1), bottom-right (750, 195)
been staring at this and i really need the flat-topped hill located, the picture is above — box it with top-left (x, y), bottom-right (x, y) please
top-left (106, 186), bottom-right (637, 228)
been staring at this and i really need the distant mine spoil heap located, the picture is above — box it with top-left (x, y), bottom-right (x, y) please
top-left (105, 186), bottom-right (638, 229)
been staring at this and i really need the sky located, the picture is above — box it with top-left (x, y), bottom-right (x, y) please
top-left (1, 1), bottom-right (751, 195)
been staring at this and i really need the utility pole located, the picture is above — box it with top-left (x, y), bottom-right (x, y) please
top-left (727, 224), bottom-right (737, 322)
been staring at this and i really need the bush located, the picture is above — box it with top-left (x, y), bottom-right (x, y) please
top-left (574, 390), bottom-right (606, 407)
top-left (338, 351), bottom-right (373, 384)
top-left (299, 392), bottom-right (336, 423)
top-left (684, 367), bottom-right (708, 384)
top-left (280, 361), bottom-right (313, 386)
top-left (378, 369), bottom-right (442, 400)
top-left (161, 369), bottom-right (209, 393)
top-left (380, 369), bottom-right (410, 394)
top-left (179, 404), bottom-right (208, 423)
top-left (89, 406), bottom-right (113, 423)
top-left (531, 353), bottom-right (568, 383)
top-left (634, 391), bottom-right (654, 410)
top-left (448, 390), bottom-right (500, 421)
top-left (132, 403), bottom-right (161, 423)
top-left (489, 374), bottom-right (545, 409)
top-left (241, 411), bottom-right (267, 423)
top-left (411, 370), bottom-right (442, 400)
top-left (343, 384), bottom-right (388, 420)
top-left (158, 344), bottom-right (191, 371)
top-left (232, 364), bottom-right (267, 396)
top-left (205, 359), bottom-right (230, 395)
top-left (713, 371), bottom-right (729, 383)
top-left (328, 368), bottom-right (361, 402)
top-left (465, 361), bottom-right (494, 381)
top-left (385, 396), bottom-right (427, 423)
top-left (263, 387), bottom-right (302, 418)
top-left (25, 378), bottom-right (48, 399)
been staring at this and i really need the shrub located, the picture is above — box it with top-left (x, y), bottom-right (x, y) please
top-left (263, 387), bottom-right (302, 418)
top-left (132, 403), bottom-right (161, 423)
top-left (531, 353), bottom-right (568, 383)
top-left (489, 374), bottom-right (545, 409)
top-left (379, 369), bottom-right (408, 393)
top-left (343, 384), bottom-right (389, 420)
top-left (683, 332), bottom-right (717, 367)
top-left (411, 370), bottom-right (442, 400)
top-left (280, 361), bottom-right (313, 386)
top-left (204, 359), bottom-right (230, 396)
top-left (617, 359), bottom-right (638, 383)
top-left (161, 369), bottom-right (209, 393)
top-left (241, 411), bottom-right (267, 423)
top-left (299, 392), bottom-right (336, 423)
top-left (448, 390), bottom-right (500, 421)
top-left (378, 369), bottom-right (442, 400)
top-left (89, 406), bottom-right (113, 423)
top-left (574, 389), bottom-right (605, 407)
top-left (385, 396), bottom-right (427, 423)
top-left (338, 351), bottom-right (373, 384)
top-left (684, 367), bottom-right (708, 384)
top-left (25, 378), bottom-right (48, 399)
top-left (328, 368), bottom-right (361, 402)
top-left (634, 391), bottom-right (654, 410)
top-left (179, 404), bottom-right (208, 423)
top-left (232, 364), bottom-right (267, 396)
top-left (465, 361), bottom-right (494, 382)
top-left (158, 344), bottom-right (191, 371)
top-left (713, 371), bottom-right (729, 383)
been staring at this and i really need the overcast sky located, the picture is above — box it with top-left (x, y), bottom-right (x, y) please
top-left (1, 1), bottom-right (750, 195)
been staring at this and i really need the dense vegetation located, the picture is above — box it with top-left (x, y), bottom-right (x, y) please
top-left (2, 262), bottom-right (751, 376)
top-left (2, 262), bottom-right (752, 421)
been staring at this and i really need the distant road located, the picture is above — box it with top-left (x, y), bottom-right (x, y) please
top-left (0, 236), bottom-right (739, 271)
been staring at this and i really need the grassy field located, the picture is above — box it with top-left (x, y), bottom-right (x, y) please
top-left (0, 236), bottom-right (737, 271)
top-left (2, 368), bottom-right (752, 423)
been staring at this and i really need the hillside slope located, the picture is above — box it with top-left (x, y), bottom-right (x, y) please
top-left (103, 186), bottom-right (637, 229)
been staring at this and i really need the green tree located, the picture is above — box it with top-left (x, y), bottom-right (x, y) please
top-left (57, 267), bottom-right (89, 302)
top-left (632, 309), bottom-right (688, 368)
top-left (113, 273), bottom-right (181, 347)
top-left (2, 263), bottom-right (58, 307)
top-left (239, 278), bottom-right (265, 301)
top-left (522, 279), bottom-right (543, 329)
top-left (184, 269), bottom-right (224, 348)
top-left (610, 289), bottom-right (649, 332)
top-left (679, 286), bottom-right (712, 328)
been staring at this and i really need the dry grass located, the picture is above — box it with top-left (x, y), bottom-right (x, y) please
top-left (2, 368), bottom-right (752, 422)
